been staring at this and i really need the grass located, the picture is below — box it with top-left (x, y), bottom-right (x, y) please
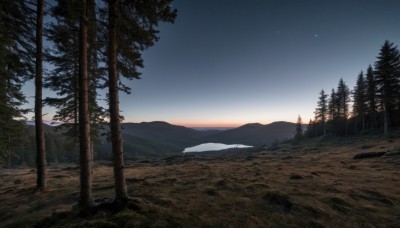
top-left (1, 134), bottom-right (400, 227)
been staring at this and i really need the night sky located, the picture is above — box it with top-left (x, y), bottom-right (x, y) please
top-left (24, 0), bottom-right (400, 127)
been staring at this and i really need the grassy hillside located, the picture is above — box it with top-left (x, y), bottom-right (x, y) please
top-left (1, 134), bottom-right (399, 227)
top-left (207, 121), bottom-right (296, 146)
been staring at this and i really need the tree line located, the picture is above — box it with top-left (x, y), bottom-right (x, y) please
top-left (0, 0), bottom-right (176, 208)
top-left (305, 40), bottom-right (400, 138)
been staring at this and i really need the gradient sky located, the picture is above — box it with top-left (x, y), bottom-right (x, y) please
top-left (23, 0), bottom-right (400, 127)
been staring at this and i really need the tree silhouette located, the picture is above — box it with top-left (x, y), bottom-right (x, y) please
top-left (78, 0), bottom-right (93, 207)
top-left (374, 40), bottom-right (400, 134)
top-left (305, 119), bottom-right (317, 138)
top-left (35, 0), bottom-right (47, 191)
top-left (365, 65), bottom-right (378, 129)
top-left (328, 89), bottom-right (338, 121)
top-left (103, 0), bottom-right (177, 203)
top-left (314, 89), bottom-right (328, 136)
top-left (45, 0), bottom-right (105, 141)
top-left (352, 71), bottom-right (367, 132)
top-left (294, 115), bottom-right (303, 141)
top-left (0, 0), bottom-right (34, 165)
top-left (336, 78), bottom-right (350, 135)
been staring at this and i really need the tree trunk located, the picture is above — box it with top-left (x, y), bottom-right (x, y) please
top-left (315, 126), bottom-right (318, 137)
top-left (362, 115), bottom-right (365, 132)
top-left (91, 140), bottom-right (94, 175)
top-left (35, 0), bottom-right (47, 191)
top-left (74, 51), bottom-right (79, 137)
top-left (7, 134), bottom-right (11, 168)
top-left (384, 106), bottom-right (390, 135)
top-left (108, 0), bottom-right (128, 201)
top-left (354, 119), bottom-right (358, 132)
top-left (79, 0), bottom-right (93, 207)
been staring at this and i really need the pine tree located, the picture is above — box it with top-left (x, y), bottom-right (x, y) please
top-left (45, 0), bottom-right (106, 141)
top-left (35, 0), bottom-right (47, 191)
top-left (336, 79), bottom-right (351, 120)
top-left (87, 0), bottom-right (106, 144)
top-left (103, 0), bottom-right (177, 203)
top-left (374, 40), bottom-right (400, 134)
top-left (336, 78), bottom-right (351, 135)
top-left (314, 89), bottom-right (328, 136)
top-left (78, 0), bottom-right (92, 207)
top-left (0, 0), bottom-right (34, 164)
top-left (365, 65), bottom-right (378, 129)
top-left (305, 119), bottom-right (317, 138)
top-left (45, 0), bottom-right (106, 206)
top-left (352, 71), bottom-right (367, 132)
top-left (45, 0), bottom-right (81, 138)
top-left (328, 88), bottom-right (340, 122)
top-left (294, 115), bottom-right (303, 141)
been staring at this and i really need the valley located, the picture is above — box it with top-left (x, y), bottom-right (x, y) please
top-left (1, 133), bottom-right (400, 227)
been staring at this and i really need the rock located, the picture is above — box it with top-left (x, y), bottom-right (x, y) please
top-left (290, 174), bottom-right (303, 180)
top-left (353, 151), bottom-right (386, 159)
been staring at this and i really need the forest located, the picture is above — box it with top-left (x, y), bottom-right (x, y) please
top-left (293, 40), bottom-right (400, 140)
top-left (0, 0), bottom-right (176, 208)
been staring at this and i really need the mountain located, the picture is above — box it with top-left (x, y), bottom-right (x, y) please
top-left (117, 121), bottom-right (296, 150)
top-left (26, 120), bottom-right (63, 127)
top-left (120, 121), bottom-right (212, 148)
top-left (204, 121), bottom-right (295, 146)
top-left (97, 121), bottom-right (295, 157)
top-left (97, 121), bottom-right (213, 158)
top-left (26, 120), bottom-right (297, 159)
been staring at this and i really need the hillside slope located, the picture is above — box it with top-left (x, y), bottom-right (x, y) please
top-left (121, 121), bottom-right (210, 148)
top-left (2, 134), bottom-right (399, 227)
top-left (206, 121), bottom-right (295, 146)
top-left (30, 121), bottom-right (297, 158)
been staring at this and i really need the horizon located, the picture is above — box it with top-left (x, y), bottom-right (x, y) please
top-left (146, 120), bottom-right (296, 128)
top-left (22, 0), bottom-right (400, 127)
top-left (27, 119), bottom-right (297, 129)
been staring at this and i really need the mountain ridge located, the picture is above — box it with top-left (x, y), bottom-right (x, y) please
top-left (28, 120), bottom-right (297, 158)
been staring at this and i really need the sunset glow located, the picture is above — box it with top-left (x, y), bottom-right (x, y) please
top-left (21, 0), bottom-right (400, 128)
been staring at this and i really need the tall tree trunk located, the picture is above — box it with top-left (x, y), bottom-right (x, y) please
top-left (315, 126), bottom-right (318, 137)
top-left (7, 134), bottom-right (11, 168)
top-left (384, 105), bottom-right (390, 135)
top-left (79, 0), bottom-right (93, 207)
top-left (362, 115), bottom-right (365, 132)
top-left (91, 140), bottom-right (94, 175)
top-left (35, 0), bottom-right (47, 191)
top-left (354, 119), bottom-right (358, 132)
top-left (108, 0), bottom-right (128, 202)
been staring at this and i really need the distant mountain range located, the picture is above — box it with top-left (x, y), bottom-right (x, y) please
top-left (202, 121), bottom-right (297, 146)
top-left (26, 120), bottom-right (63, 127)
top-left (99, 121), bottom-right (296, 158)
top-left (29, 120), bottom-right (296, 158)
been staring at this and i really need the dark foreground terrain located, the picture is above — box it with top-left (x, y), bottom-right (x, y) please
top-left (1, 134), bottom-right (400, 227)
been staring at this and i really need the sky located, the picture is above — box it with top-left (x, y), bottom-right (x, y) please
top-left (23, 0), bottom-right (400, 127)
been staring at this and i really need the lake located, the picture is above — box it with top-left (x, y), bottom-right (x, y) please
top-left (183, 143), bottom-right (252, 153)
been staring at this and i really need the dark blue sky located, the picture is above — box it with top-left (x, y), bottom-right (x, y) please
top-left (24, 0), bottom-right (400, 127)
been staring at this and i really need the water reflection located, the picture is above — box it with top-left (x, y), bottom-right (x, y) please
top-left (183, 143), bottom-right (252, 153)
